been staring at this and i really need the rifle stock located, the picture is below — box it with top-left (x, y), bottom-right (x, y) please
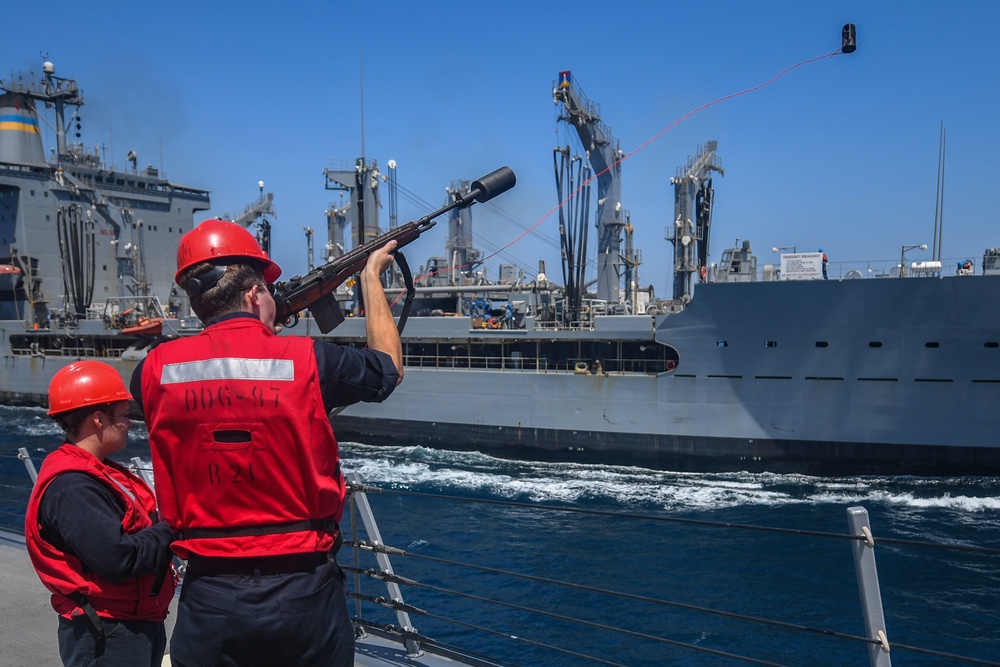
top-left (270, 165), bottom-right (515, 334)
top-left (271, 221), bottom-right (428, 332)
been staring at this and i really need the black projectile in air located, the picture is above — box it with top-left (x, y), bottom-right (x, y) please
top-left (842, 24), bottom-right (857, 54)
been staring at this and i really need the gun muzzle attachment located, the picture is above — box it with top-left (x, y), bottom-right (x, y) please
top-left (457, 166), bottom-right (516, 207)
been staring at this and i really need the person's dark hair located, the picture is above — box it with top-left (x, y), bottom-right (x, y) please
top-left (51, 403), bottom-right (114, 436)
top-left (178, 262), bottom-right (264, 323)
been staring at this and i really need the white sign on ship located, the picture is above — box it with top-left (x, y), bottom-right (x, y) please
top-left (779, 252), bottom-right (824, 280)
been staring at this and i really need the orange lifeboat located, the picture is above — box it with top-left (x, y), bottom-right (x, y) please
top-left (0, 264), bottom-right (23, 291)
top-left (122, 316), bottom-right (163, 335)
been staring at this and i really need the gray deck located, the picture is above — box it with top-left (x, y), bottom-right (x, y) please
top-left (0, 531), bottom-right (77, 666)
top-left (0, 531), bottom-right (481, 667)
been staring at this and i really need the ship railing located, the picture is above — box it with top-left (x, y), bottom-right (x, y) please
top-left (403, 354), bottom-right (665, 375)
top-left (11, 348), bottom-right (119, 359)
top-left (9, 345), bottom-right (111, 358)
top-left (73, 346), bottom-right (99, 357)
top-left (531, 320), bottom-right (561, 331)
top-left (757, 255), bottom-right (988, 282)
top-left (12, 346), bottom-right (45, 358)
top-left (339, 477), bottom-right (1000, 667)
top-left (0, 161), bottom-right (52, 178)
top-left (531, 318), bottom-right (597, 331)
top-left (21, 343), bottom-right (113, 357)
top-left (586, 299), bottom-right (609, 317)
top-left (167, 184), bottom-right (211, 201)
top-left (405, 354), bottom-right (549, 372)
top-left (102, 295), bottom-right (166, 329)
top-left (4, 449), bottom-right (1000, 666)
top-left (74, 174), bottom-right (210, 202)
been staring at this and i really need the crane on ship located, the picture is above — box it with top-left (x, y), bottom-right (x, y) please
top-left (224, 181), bottom-right (276, 257)
top-left (669, 141), bottom-right (723, 301)
top-left (553, 71), bottom-right (633, 315)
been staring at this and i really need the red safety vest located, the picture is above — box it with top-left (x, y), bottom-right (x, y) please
top-left (141, 317), bottom-right (344, 559)
top-left (24, 444), bottom-right (176, 621)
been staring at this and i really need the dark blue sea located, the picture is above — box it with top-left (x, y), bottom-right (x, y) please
top-left (2, 404), bottom-right (999, 666)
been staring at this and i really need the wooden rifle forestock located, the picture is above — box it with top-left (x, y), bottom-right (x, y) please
top-left (272, 220), bottom-right (428, 324)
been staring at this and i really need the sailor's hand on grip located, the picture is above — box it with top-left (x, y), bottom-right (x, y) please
top-left (363, 239), bottom-right (399, 280)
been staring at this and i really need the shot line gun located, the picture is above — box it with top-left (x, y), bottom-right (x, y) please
top-left (271, 166), bottom-right (516, 334)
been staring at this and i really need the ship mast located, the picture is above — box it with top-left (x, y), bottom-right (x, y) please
top-left (0, 59), bottom-right (85, 161)
top-left (445, 179), bottom-right (484, 283)
top-left (931, 122), bottom-right (946, 263)
top-left (670, 142), bottom-right (723, 301)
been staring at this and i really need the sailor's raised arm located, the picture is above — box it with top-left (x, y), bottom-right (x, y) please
top-left (360, 240), bottom-right (404, 384)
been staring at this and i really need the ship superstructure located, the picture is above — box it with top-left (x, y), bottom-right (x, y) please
top-left (0, 59), bottom-right (210, 328)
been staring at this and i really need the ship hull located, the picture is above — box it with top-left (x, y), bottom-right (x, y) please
top-left (327, 274), bottom-right (1000, 475)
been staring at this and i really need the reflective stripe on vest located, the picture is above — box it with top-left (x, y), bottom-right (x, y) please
top-left (161, 357), bottom-right (294, 384)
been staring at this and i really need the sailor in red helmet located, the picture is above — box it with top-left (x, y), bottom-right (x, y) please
top-left (25, 361), bottom-right (177, 667)
top-left (130, 219), bottom-right (403, 667)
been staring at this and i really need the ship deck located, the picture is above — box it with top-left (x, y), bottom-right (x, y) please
top-left (0, 530), bottom-right (485, 667)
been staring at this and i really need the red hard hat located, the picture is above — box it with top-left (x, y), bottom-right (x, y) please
top-left (175, 219), bottom-right (281, 284)
top-left (47, 361), bottom-right (133, 417)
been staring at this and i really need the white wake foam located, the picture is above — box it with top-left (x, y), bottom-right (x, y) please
top-left (340, 442), bottom-right (1000, 514)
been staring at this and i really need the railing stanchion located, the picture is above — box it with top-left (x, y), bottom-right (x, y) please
top-left (847, 506), bottom-right (891, 667)
top-left (346, 471), bottom-right (422, 658)
top-left (349, 483), bottom-right (364, 632)
top-left (130, 456), bottom-right (154, 488)
top-left (17, 447), bottom-right (38, 485)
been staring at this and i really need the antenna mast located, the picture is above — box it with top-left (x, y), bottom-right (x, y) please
top-left (359, 52), bottom-right (365, 161)
top-left (932, 122), bottom-right (946, 262)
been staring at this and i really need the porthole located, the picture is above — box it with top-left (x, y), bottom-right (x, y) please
top-left (815, 341), bottom-right (829, 348)
top-left (868, 341), bottom-right (883, 348)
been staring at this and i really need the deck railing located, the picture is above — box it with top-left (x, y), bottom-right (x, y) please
top-left (5, 449), bottom-right (999, 667)
top-left (403, 354), bottom-right (666, 375)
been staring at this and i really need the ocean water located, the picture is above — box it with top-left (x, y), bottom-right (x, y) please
top-left (2, 404), bottom-right (999, 666)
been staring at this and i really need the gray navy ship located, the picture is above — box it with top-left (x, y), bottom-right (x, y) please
top-left (3, 59), bottom-right (1000, 476)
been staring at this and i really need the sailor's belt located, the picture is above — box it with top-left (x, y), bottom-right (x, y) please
top-left (186, 551), bottom-right (330, 577)
top-left (179, 517), bottom-right (338, 541)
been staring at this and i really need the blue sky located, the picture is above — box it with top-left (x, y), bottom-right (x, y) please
top-left (4, 1), bottom-right (999, 292)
